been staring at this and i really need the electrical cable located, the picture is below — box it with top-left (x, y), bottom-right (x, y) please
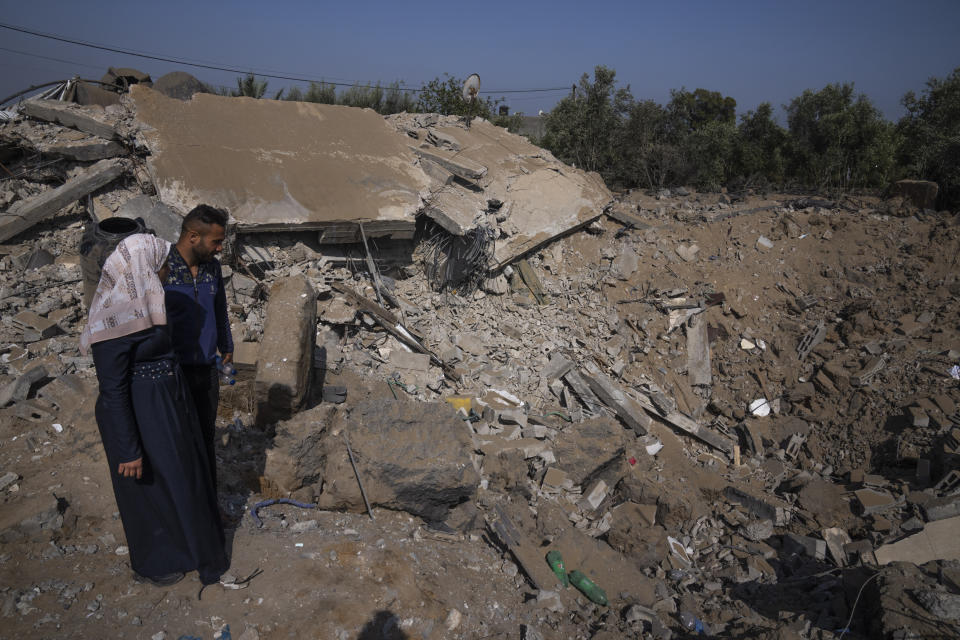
top-left (0, 22), bottom-right (569, 95)
top-left (0, 45), bottom-right (105, 71)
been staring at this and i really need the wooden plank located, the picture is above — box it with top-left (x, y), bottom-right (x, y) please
top-left (0, 158), bottom-right (125, 243)
top-left (21, 99), bottom-right (118, 140)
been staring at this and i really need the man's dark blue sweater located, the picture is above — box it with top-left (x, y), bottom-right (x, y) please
top-left (164, 246), bottom-right (233, 366)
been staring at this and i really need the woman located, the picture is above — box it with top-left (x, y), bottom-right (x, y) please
top-left (80, 234), bottom-right (228, 587)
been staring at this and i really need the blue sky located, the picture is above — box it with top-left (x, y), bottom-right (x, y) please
top-left (1, 0), bottom-right (957, 121)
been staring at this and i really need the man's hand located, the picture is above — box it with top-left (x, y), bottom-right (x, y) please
top-left (221, 352), bottom-right (233, 366)
top-left (118, 458), bottom-right (143, 479)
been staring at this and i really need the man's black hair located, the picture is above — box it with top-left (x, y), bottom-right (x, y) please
top-left (181, 204), bottom-right (228, 234)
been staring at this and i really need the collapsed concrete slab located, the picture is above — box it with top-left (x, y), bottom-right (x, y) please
top-left (255, 275), bottom-right (316, 427)
top-left (130, 86), bottom-right (431, 240)
top-left (400, 118), bottom-right (613, 268)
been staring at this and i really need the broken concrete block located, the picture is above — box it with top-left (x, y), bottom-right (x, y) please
top-left (544, 353), bottom-right (574, 382)
top-left (822, 527), bottom-right (852, 567)
top-left (855, 487), bottom-right (896, 515)
top-left (923, 494), bottom-right (960, 522)
top-left (0, 472), bottom-right (19, 492)
top-left (724, 486), bottom-right (791, 526)
top-left (309, 399), bottom-right (479, 523)
top-left (0, 364), bottom-right (48, 407)
top-left (388, 350), bottom-right (430, 372)
top-left (255, 275), bottom-right (316, 427)
top-left (578, 480), bottom-right (609, 513)
top-left (906, 405), bottom-right (930, 428)
top-left (782, 532), bottom-right (827, 560)
top-left (541, 468), bottom-right (572, 492)
top-left (611, 246), bottom-right (639, 278)
top-left (21, 99), bottom-right (118, 140)
top-left (12, 311), bottom-right (60, 342)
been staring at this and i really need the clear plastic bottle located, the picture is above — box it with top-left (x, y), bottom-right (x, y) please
top-left (215, 355), bottom-right (236, 385)
top-left (680, 610), bottom-right (706, 634)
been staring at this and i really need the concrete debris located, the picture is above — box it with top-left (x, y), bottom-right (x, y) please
top-left (2, 80), bottom-right (960, 639)
top-left (20, 99), bottom-right (119, 140)
top-left (0, 158), bottom-right (125, 243)
top-left (254, 275), bottom-right (316, 427)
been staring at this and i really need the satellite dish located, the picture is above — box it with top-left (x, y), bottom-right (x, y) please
top-left (462, 74), bottom-right (481, 103)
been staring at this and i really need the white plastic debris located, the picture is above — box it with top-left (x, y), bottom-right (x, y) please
top-left (950, 365), bottom-right (960, 380)
top-left (52, 423), bottom-right (63, 433)
top-left (750, 398), bottom-right (771, 417)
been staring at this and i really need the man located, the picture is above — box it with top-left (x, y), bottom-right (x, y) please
top-left (164, 204), bottom-right (233, 491)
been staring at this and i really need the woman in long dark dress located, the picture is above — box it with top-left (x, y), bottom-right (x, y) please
top-left (80, 234), bottom-right (228, 586)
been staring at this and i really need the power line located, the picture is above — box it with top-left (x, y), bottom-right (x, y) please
top-left (0, 22), bottom-right (569, 96)
top-left (0, 45), bottom-right (105, 71)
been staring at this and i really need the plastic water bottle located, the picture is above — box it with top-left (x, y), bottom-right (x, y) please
top-left (568, 570), bottom-right (608, 606)
top-left (545, 550), bottom-right (569, 587)
top-left (215, 355), bottom-right (236, 385)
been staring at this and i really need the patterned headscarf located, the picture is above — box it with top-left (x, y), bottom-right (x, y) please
top-left (80, 233), bottom-right (172, 354)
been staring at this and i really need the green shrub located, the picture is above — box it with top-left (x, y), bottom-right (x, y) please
top-left (898, 66), bottom-right (960, 208)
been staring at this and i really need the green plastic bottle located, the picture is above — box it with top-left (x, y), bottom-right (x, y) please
top-left (568, 570), bottom-right (608, 606)
top-left (545, 550), bottom-right (569, 587)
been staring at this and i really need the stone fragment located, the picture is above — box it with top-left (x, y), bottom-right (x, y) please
top-left (822, 527), bottom-right (852, 566)
top-left (12, 311), bottom-right (59, 341)
top-left (311, 399), bottom-right (479, 523)
top-left (675, 243), bottom-right (699, 262)
top-left (0, 364), bottom-right (48, 407)
top-left (255, 275), bottom-right (316, 427)
top-left (578, 480), bottom-right (609, 513)
top-left (854, 488), bottom-right (895, 515)
top-left (782, 532), bottom-right (826, 560)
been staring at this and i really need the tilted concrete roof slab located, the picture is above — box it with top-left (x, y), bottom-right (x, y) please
top-left (416, 119), bottom-right (612, 268)
top-left (130, 86), bottom-right (430, 240)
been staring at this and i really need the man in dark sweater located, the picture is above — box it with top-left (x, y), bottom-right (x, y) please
top-left (164, 204), bottom-right (233, 490)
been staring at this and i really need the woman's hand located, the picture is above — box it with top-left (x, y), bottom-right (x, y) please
top-left (118, 458), bottom-right (143, 479)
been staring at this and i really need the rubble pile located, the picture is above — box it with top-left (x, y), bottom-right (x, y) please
top-left (2, 89), bottom-right (960, 639)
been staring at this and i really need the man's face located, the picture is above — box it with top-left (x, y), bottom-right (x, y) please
top-left (190, 224), bottom-right (225, 262)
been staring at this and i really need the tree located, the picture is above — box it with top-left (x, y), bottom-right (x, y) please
top-left (617, 99), bottom-right (679, 188)
top-left (898, 66), bottom-right (960, 208)
top-left (786, 83), bottom-right (895, 191)
top-left (668, 88), bottom-right (737, 133)
top-left (303, 81), bottom-right (337, 104)
top-left (541, 66), bottom-right (633, 181)
top-left (734, 102), bottom-right (788, 186)
top-left (284, 86), bottom-right (304, 102)
top-left (233, 73), bottom-right (268, 98)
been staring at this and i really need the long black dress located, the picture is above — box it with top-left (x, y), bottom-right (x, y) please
top-left (92, 325), bottom-right (228, 584)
